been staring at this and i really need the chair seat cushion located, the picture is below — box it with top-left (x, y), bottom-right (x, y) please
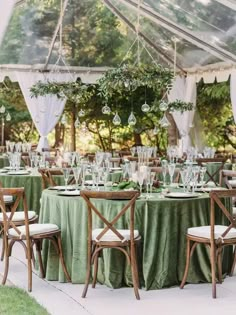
top-left (188, 225), bottom-right (236, 240)
top-left (8, 223), bottom-right (59, 237)
top-left (233, 207), bottom-right (236, 215)
top-left (92, 228), bottom-right (139, 242)
top-left (0, 211), bottom-right (36, 222)
top-left (229, 179), bottom-right (236, 187)
top-left (3, 195), bottom-right (13, 203)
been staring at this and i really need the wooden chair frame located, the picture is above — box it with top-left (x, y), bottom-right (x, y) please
top-left (196, 158), bottom-right (227, 186)
top-left (150, 166), bottom-right (180, 183)
top-left (80, 190), bottom-right (141, 300)
top-left (220, 170), bottom-right (236, 189)
top-left (180, 189), bottom-right (236, 298)
top-left (39, 168), bottom-right (75, 189)
top-left (0, 187), bottom-right (71, 291)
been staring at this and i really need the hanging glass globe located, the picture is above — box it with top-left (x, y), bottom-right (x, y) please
top-left (102, 104), bottom-right (111, 115)
top-left (61, 114), bottom-right (67, 125)
top-left (180, 129), bottom-right (187, 138)
top-left (141, 102), bottom-right (150, 113)
top-left (159, 101), bottom-right (169, 111)
top-left (128, 111), bottom-right (137, 126)
top-left (78, 109), bottom-right (85, 117)
top-left (160, 114), bottom-right (170, 128)
top-left (81, 121), bottom-right (88, 134)
top-left (113, 112), bottom-right (121, 126)
top-left (6, 113), bottom-right (11, 121)
top-left (74, 117), bottom-right (80, 128)
top-left (0, 105), bottom-right (5, 114)
top-left (153, 126), bottom-right (158, 135)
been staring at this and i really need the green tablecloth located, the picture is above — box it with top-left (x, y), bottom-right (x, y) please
top-left (0, 171), bottom-right (122, 214)
top-left (0, 156), bottom-right (9, 168)
top-left (39, 190), bottom-right (232, 290)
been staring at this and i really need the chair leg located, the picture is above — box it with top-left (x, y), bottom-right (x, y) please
top-left (57, 234), bottom-right (71, 282)
top-left (230, 246), bottom-right (236, 276)
top-left (180, 238), bottom-right (192, 289)
top-left (1, 237), bottom-right (5, 261)
top-left (82, 241), bottom-right (92, 298)
top-left (210, 243), bottom-right (217, 299)
top-left (130, 244), bottom-right (140, 300)
top-left (92, 250), bottom-right (99, 289)
top-left (217, 246), bottom-right (222, 284)
top-left (35, 240), bottom-right (45, 278)
top-left (1, 238), bottom-right (9, 285)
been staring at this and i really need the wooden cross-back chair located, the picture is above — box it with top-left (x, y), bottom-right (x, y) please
top-left (220, 170), bottom-right (236, 189)
top-left (195, 158), bottom-right (227, 186)
top-left (180, 189), bottom-right (236, 298)
top-left (80, 190), bottom-right (141, 300)
top-left (0, 187), bottom-right (71, 291)
top-left (38, 168), bottom-right (75, 189)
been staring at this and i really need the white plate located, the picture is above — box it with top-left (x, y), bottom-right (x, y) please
top-left (7, 170), bottom-right (30, 175)
top-left (85, 180), bottom-right (104, 186)
top-left (110, 167), bottom-right (122, 171)
top-left (4, 166), bottom-right (24, 170)
top-left (0, 169), bottom-right (8, 173)
top-left (165, 192), bottom-right (200, 198)
top-left (49, 185), bottom-right (75, 191)
top-left (58, 190), bottom-right (80, 196)
top-left (179, 182), bottom-right (203, 188)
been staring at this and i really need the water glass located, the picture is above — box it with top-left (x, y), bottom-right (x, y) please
top-left (72, 167), bottom-right (81, 191)
top-left (62, 168), bottom-right (71, 191)
top-left (161, 160), bottom-right (168, 186)
top-left (168, 163), bottom-right (176, 186)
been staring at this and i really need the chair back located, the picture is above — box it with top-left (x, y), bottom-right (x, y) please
top-left (220, 170), bottom-right (236, 189)
top-left (80, 190), bottom-right (140, 243)
top-left (109, 157), bottom-right (122, 168)
top-left (0, 187), bottom-right (30, 239)
top-left (196, 158), bottom-right (227, 186)
top-left (209, 189), bottom-right (236, 244)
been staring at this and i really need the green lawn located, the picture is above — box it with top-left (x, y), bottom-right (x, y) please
top-left (0, 286), bottom-right (50, 315)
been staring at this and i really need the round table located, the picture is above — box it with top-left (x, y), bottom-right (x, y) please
top-left (39, 189), bottom-right (232, 290)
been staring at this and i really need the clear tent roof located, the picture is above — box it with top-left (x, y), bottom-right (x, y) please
top-left (0, 0), bottom-right (236, 72)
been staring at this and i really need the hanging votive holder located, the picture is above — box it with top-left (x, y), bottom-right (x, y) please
top-left (128, 111), bottom-right (137, 126)
top-left (153, 126), bottom-right (158, 135)
top-left (113, 112), bottom-right (121, 126)
top-left (141, 102), bottom-right (150, 113)
top-left (78, 109), bottom-right (85, 117)
top-left (159, 101), bottom-right (169, 111)
top-left (102, 104), bottom-right (111, 115)
top-left (160, 114), bottom-right (170, 128)
top-left (74, 117), bottom-right (80, 128)
top-left (61, 114), bottom-right (67, 125)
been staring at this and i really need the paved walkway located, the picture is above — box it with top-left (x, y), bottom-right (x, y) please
top-left (1, 240), bottom-right (236, 315)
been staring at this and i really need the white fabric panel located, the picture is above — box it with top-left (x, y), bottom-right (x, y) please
top-left (168, 75), bottom-right (197, 154)
top-left (0, 0), bottom-right (15, 46)
top-left (16, 72), bottom-right (75, 151)
top-left (230, 70), bottom-right (236, 123)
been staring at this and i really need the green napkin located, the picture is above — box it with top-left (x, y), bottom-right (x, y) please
top-left (115, 181), bottom-right (139, 191)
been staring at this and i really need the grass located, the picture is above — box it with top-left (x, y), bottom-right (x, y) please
top-left (0, 286), bottom-right (50, 315)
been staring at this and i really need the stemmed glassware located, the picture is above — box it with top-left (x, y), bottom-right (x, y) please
top-left (168, 163), bottom-right (176, 186)
top-left (62, 168), bottom-right (71, 191)
top-left (137, 170), bottom-right (144, 197)
top-left (191, 166), bottom-right (200, 193)
top-left (180, 168), bottom-right (188, 192)
top-left (200, 166), bottom-right (207, 189)
top-left (72, 167), bottom-right (81, 191)
top-left (146, 169), bottom-right (156, 198)
top-left (161, 160), bottom-right (168, 186)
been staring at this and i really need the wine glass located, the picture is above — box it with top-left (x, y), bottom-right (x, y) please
top-left (161, 160), bottom-right (168, 186)
top-left (191, 166), bottom-right (200, 193)
top-left (72, 167), bottom-right (81, 191)
top-left (200, 166), bottom-right (207, 188)
top-left (62, 168), bottom-right (70, 191)
top-left (168, 163), bottom-right (176, 186)
top-left (180, 168), bottom-right (188, 192)
top-left (137, 170), bottom-right (144, 197)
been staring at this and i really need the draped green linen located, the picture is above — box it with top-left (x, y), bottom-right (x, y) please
top-left (0, 171), bottom-right (122, 214)
top-left (0, 156), bottom-right (9, 168)
top-left (39, 190), bottom-right (232, 290)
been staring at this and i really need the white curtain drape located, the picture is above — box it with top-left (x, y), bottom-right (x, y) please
top-left (0, 0), bottom-right (15, 46)
top-left (230, 70), bottom-right (236, 123)
top-left (168, 75), bottom-right (197, 154)
top-left (16, 71), bottom-right (75, 151)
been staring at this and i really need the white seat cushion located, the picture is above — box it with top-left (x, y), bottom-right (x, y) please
top-left (188, 225), bottom-right (236, 240)
top-left (228, 179), bottom-right (236, 187)
top-left (0, 211), bottom-right (36, 222)
top-left (92, 228), bottom-right (139, 242)
top-left (8, 223), bottom-right (59, 237)
top-left (3, 195), bottom-right (13, 203)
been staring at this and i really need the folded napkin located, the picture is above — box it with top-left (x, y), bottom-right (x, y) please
top-left (115, 181), bottom-right (139, 191)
